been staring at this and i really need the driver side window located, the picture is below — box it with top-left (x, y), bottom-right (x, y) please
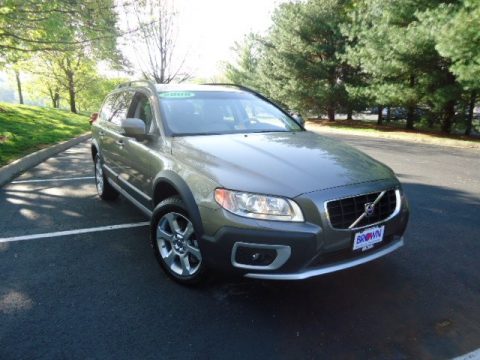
top-left (130, 92), bottom-right (154, 133)
top-left (109, 91), bottom-right (134, 126)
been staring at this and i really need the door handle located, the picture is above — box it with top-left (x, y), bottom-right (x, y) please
top-left (115, 139), bottom-right (124, 147)
top-left (99, 131), bottom-right (105, 137)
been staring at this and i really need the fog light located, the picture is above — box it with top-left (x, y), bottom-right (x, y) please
top-left (251, 253), bottom-right (261, 261)
top-left (235, 246), bottom-right (276, 266)
top-left (231, 242), bottom-right (291, 270)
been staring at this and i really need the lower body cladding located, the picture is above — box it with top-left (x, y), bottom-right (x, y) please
top-left (200, 180), bottom-right (409, 280)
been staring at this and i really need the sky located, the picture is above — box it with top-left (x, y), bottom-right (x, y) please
top-left (118, 0), bottom-right (287, 80)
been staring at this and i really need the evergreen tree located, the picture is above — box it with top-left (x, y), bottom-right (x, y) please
top-left (259, 0), bottom-right (351, 120)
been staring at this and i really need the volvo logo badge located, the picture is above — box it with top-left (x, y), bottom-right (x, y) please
top-left (364, 202), bottom-right (375, 217)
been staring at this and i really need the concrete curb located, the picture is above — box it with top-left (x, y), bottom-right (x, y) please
top-left (0, 133), bottom-right (91, 187)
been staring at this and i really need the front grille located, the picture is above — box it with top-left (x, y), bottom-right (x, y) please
top-left (326, 189), bottom-right (397, 229)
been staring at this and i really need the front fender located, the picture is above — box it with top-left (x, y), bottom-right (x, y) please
top-left (152, 170), bottom-right (204, 236)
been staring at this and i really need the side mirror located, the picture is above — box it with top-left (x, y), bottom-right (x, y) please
top-left (292, 113), bottom-right (305, 126)
top-left (121, 118), bottom-right (146, 138)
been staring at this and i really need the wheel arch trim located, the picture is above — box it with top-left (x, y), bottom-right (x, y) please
top-left (152, 170), bottom-right (204, 236)
top-left (91, 139), bottom-right (100, 160)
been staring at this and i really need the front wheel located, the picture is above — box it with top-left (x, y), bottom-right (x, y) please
top-left (151, 197), bottom-right (207, 285)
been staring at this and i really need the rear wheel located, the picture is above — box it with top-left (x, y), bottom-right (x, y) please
top-left (94, 154), bottom-right (119, 201)
top-left (151, 197), bottom-right (206, 285)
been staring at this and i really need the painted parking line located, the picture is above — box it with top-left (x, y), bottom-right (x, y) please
top-left (454, 348), bottom-right (480, 360)
top-left (0, 222), bottom-right (150, 243)
top-left (11, 176), bottom-right (95, 184)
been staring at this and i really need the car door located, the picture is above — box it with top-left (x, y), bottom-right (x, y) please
top-left (97, 93), bottom-right (117, 168)
top-left (116, 90), bottom-right (162, 209)
top-left (101, 91), bottom-right (134, 179)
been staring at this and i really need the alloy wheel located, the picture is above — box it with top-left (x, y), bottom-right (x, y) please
top-left (156, 212), bottom-right (202, 277)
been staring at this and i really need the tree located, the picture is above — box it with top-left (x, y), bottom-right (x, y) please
top-left (0, 49), bottom-right (31, 104)
top-left (0, 0), bottom-right (120, 54)
top-left (257, 0), bottom-right (352, 121)
top-left (345, 1), bottom-right (421, 130)
top-left (435, 0), bottom-right (480, 88)
top-left (122, 0), bottom-right (188, 83)
top-left (435, 0), bottom-right (480, 135)
top-left (344, 0), bottom-right (464, 133)
top-left (24, 57), bottom-right (126, 113)
top-left (23, 56), bottom-right (65, 108)
top-left (76, 77), bottom-right (127, 113)
top-left (224, 33), bottom-right (264, 90)
top-left (415, 4), bottom-right (463, 134)
top-left (30, 51), bottom-right (98, 113)
top-left (0, 0), bottom-right (123, 111)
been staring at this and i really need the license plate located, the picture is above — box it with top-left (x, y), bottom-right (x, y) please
top-left (353, 225), bottom-right (385, 251)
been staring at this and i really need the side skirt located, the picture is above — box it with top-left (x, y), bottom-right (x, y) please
top-left (108, 178), bottom-right (153, 218)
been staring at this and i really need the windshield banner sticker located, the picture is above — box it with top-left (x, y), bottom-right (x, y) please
top-left (159, 91), bottom-right (196, 99)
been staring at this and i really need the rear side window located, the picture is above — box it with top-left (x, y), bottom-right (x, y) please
top-left (100, 94), bottom-right (116, 122)
top-left (100, 91), bottom-right (134, 126)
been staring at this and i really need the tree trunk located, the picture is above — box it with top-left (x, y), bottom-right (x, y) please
top-left (327, 107), bottom-right (335, 121)
top-left (441, 99), bottom-right (456, 134)
top-left (50, 93), bottom-right (60, 108)
top-left (48, 88), bottom-right (58, 108)
top-left (377, 106), bottom-right (383, 125)
top-left (465, 90), bottom-right (476, 136)
top-left (386, 107), bottom-right (391, 122)
top-left (406, 106), bottom-right (415, 130)
top-left (67, 71), bottom-right (77, 113)
top-left (49, 88), bottom-right (54, 107)
top-left (405, 74), bottom-right (416, 130)
top-left (441, 72), bottom-right (457, 134)
top-left (15, 70), bottom-right (24, 105)
top-left (347, 108), bottom-right (353, 121)
top-left (427, 113), bottom-right (435, 128)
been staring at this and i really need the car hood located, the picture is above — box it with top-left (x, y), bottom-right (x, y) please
top-left (172, 131), bottom-right (396, 198)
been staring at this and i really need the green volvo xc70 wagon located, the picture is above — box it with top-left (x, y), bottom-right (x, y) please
top-left (91, 81), bottom-right (409, 285)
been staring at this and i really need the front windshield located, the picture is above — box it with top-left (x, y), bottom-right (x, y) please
top-left (158, 90), bottom-right (302, 136)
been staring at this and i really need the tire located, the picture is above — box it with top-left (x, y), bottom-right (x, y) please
top-left (94, 154), bottom-right (119, 201)
top-left (151, 196), bottom-right (207, 285)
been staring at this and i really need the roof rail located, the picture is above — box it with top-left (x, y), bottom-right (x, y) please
top-left (116, 80), bottom-right (157, 92)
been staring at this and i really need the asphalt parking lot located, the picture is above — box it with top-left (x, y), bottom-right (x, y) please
top-left (1, 133), bottom-right (479, 359)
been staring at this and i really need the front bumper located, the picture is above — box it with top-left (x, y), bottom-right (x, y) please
top-left (244, 236), bottom-right (404, 280)
top-left (199, 179), bottom-right (409, 280)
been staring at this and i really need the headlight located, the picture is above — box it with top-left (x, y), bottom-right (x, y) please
top-left (214, 188), bottom-right (304, 222)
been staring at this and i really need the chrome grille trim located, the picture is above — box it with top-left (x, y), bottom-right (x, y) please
top-left (348, 190), bottom-right (386, 229)
top-left (324, 189), bottom-right (402, 231)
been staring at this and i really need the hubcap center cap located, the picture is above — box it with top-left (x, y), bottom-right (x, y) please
top-left (173, 234), bottom-right (186, 254)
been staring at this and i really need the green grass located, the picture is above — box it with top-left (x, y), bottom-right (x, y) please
top-left (309, 117), bottom-right (480, 138)
top-left (0, 102), bottom-right (90, 167)
top-left (307, 119), bottom-right (480, 149)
